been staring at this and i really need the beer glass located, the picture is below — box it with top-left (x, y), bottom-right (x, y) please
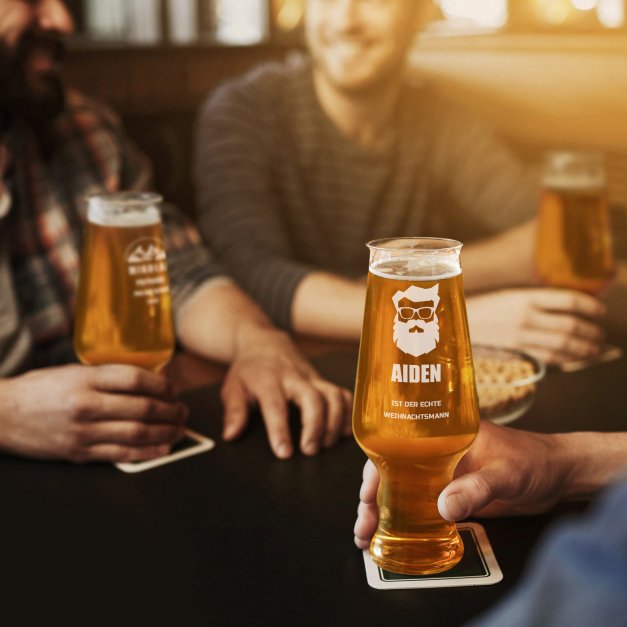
top-left (353, 238), bottom-right (480, 575)
top-left (74, 192), bottom-right (175, 373)
top-left (535, 151), bottom-right (615, 295)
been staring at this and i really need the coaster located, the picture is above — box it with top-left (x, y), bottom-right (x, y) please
top-left (363, 523), bottom-right (503, 590)
top-left (115, 428), bottom-right (215, 473)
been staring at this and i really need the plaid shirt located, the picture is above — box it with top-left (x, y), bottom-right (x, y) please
top-left (2, 89), bottom-right (220, 370)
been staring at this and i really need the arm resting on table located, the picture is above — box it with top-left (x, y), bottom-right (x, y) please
top-left (291, 272), bottom-right (366, 341)
top-left (175, 279), bottom-right (279, 363)
top-left (174, 278), bottom-right (353, 459)
top-left (462, 219), bottom-right (537, 293)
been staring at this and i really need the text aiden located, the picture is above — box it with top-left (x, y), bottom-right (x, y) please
top-left (390, 363), bottom-right (442, 383)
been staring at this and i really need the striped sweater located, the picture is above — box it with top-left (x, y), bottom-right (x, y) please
top-left (195, 54), bottom-right (538, 330)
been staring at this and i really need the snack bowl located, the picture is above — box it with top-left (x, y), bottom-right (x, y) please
top-left (472, 345), bottom-right (546, 425)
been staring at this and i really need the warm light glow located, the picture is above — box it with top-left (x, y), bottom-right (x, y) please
top-left (572, 0), bottom-right (598, 10)
top-left (275, 0), bottom-right (304, 31)
top-left (535, 0), bottom-right (573, 25)
top-left (214, 0), bottom-right (268, 44)
top-left (438, 0), bottom-right (508, 28)
top-left (597, 0), bottom-right (625, 27)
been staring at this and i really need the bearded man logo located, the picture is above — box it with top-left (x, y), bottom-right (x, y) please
top-left (392, 285), bottom-right (440, 357)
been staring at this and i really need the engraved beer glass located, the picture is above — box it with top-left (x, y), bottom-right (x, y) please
top-left (74, 192), bottom-right (175, 373)
top-left (353, 238), bottom-right (480, 575)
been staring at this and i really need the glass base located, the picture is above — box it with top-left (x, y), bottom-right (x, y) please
top-left (370, 531), bottom-right (464, 576)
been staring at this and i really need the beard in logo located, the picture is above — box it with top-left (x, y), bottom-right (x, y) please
top-left (392, 284), bottom-right (440, 357)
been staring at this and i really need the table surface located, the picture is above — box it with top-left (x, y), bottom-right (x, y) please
top-left (2, 297), bottom-right (626, 626)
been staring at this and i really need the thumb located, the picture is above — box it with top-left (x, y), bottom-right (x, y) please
top-left (220, 378), bottom-right (250, 441)
top-left (438, 467), bottom-right (507, 521)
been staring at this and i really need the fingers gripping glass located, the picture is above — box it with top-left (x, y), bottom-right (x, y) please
top-left (73, 193), bottom-right (210, 472)
top-left (397, 305), bottom-right (435, 321)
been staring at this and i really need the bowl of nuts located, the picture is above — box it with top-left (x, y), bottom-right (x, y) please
top-left (472, 345), bottom-right (546, 425)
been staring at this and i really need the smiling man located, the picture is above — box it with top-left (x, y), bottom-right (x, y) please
top-left (195, 0), bottom-right (607, 366)
top-left (0, 0), bottom-right (352, 463)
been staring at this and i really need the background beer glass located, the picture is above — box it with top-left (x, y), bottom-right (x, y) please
top-left (353, 238), bottom-right (480, 575)
top-left (74, 192), bottom-right (174, 373)
top-left (535, 151), bottom-right (615, 295)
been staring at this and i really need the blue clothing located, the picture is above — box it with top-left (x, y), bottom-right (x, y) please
top-left (472, 479), bottom-right (627, 627)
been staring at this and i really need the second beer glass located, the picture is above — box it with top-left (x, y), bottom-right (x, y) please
top-left (535, 151), bottom-right (615, 295)
top-left (353, 238), bottom-right (480, 575)
top-left (74, 192), bottom-right (175, 373)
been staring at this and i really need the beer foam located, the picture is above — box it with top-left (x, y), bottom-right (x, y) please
top-left (88, 204), bottom-right (161, 227)
top-left (544, 173), bottom-right (606, 191)
top-left (370, 257), bottom-right (461, 281)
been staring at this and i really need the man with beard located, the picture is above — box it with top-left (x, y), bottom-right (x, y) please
top-left (392, 284), bottom-right (440, 358)
top-left (0, 0), bottom-right (351, 463)
top-left (194, 0), bottom-right (607, 367)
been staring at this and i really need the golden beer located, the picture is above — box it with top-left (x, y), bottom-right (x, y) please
top-left (353, 238), bottom-right (479, 575)
top-left (74, 193), bottom-right (174, 373)
top-left (535, 151), bottom-right (615, 294)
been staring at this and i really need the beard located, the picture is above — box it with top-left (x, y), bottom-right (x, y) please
top-left (0, 30), bottom-right (66, 137)
top-left (393, 316), bottom-right (440, 358)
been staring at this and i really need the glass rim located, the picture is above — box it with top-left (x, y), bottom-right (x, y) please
top-left (544, 149), bottom-right (604, 161)
top-left (86, 191), bottom-right (163, 206)
top-left (366, 237), bottom-right (463, 252)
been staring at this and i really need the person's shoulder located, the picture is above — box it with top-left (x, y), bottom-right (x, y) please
top-left (46, 89), bottom-right (135, 180)
top-left (236, 57), bottom-right (301, 93)
top-left (201, 55), bottom-right (308, 116)
top-left (53, 88), bottom-right (123, 137)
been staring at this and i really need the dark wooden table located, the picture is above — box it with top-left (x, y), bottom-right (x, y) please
top-left (1, 313), bottom-right (625, 626)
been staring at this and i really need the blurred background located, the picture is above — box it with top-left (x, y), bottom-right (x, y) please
top-left (61, 0), bottom-right (627, 266)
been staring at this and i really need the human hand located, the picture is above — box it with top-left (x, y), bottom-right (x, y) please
top-left (220, 329), bottom-right (353, 459)
top-left (466, 288), bottom-right (606, 366)
top-left (0, 364), bottom-right (188, 463)
top-left (354, 421), bottom-right (569, 549)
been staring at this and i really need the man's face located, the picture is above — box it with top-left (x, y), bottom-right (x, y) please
top-left (0, 0), bottom-right (74, 132)
top-left (305, 0), bottom-right (424, 94)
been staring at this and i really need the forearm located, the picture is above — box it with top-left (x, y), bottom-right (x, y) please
top-left (0, 377), bottom-right (19, 452)
top-left (176, 279), bottom-right (279, 363)
top-left (462, 219), bottom-right (537, 292)
top-left (554, 431), bottom-right (627, 500)
top-left (291, 272), bottom-right (366, 340)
